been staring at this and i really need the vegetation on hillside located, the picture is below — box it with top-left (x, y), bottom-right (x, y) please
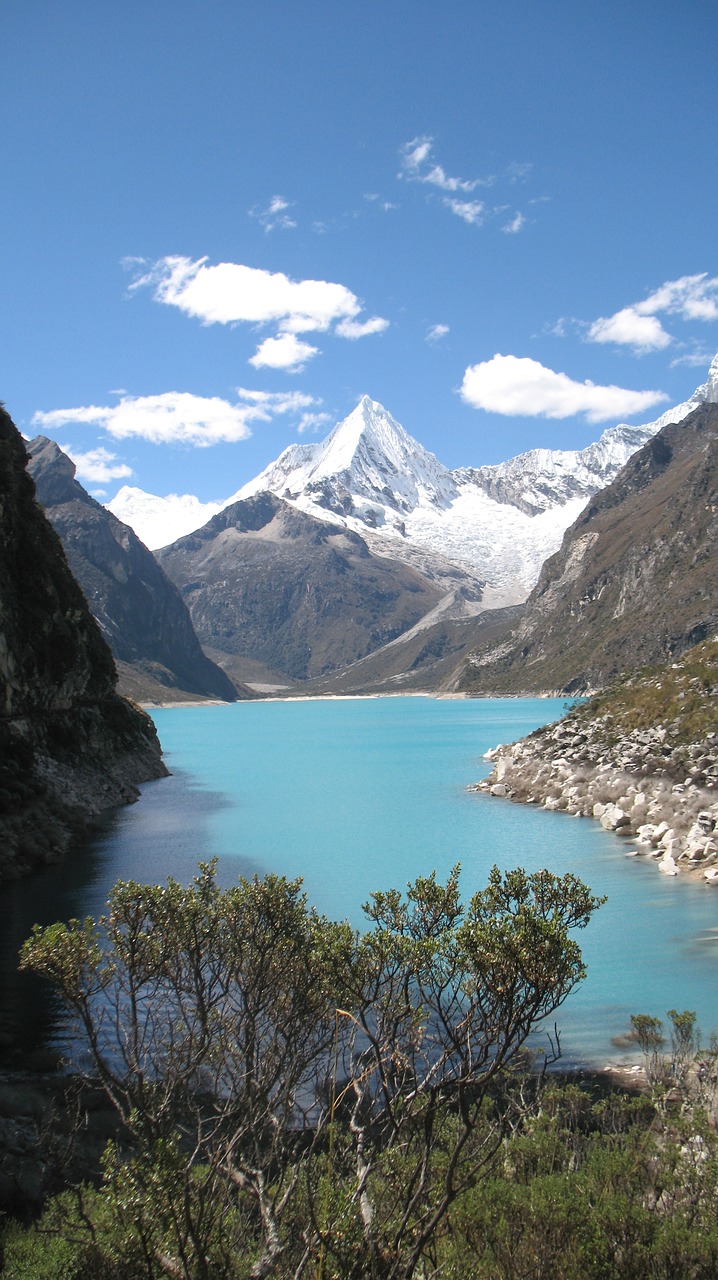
top-left (564, 636), bottom-right (718, 750)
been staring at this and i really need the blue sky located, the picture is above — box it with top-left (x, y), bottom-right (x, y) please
top-left (2, 0), bottom-right (717, 506)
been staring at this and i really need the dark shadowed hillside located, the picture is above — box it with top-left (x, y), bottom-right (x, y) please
top-left (454, 402), bottom-right (718, 695)
top-left (27, 437), bottom-right (241, 704)
top-left (0, 408), bottom-right (166, 880)
top-left (157, 492), bottom-right (447, 685)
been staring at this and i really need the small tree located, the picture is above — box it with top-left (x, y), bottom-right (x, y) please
top-left (630, 1014), bottom-right (666, 1089)
top-left (21, 862), bottom-right (602, 1279)
top-left (21, 864), bottom-right (356, 1278)
top-left (307, 865), bottom-right (602, 1279)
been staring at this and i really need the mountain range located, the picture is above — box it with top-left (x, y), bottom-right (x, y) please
top-left (109, 355), bottom-right (718, 609)
top-left (21, 354), bottom-right (718, 701)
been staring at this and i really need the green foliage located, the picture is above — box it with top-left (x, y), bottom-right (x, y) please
top-left (16, 860), bottom-right (718, 1279)
top-left (18, 861), bottom-right (603, 1279)
top-left (6, 1071), bottom-right (718, 1279)
top-left (447, 1079), bottom-right (718, 1280)
top-left (573, 636), bottom-right (718, 746)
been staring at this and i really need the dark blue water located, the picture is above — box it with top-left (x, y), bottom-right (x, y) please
top-left (3, 697), bottom-right (717, 1067)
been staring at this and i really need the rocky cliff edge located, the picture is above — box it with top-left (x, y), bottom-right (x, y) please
top-left (0, 406), bottom-right (166, 881)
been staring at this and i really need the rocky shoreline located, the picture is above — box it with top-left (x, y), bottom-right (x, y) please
top-left (473, 705), bottom-right (718, 882)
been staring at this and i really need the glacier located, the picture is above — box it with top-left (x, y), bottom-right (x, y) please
top-left (108, 353), bottom-right (718, 607)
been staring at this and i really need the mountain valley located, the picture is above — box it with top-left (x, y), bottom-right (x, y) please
top-left (111, 356), bottom-right (718, 697)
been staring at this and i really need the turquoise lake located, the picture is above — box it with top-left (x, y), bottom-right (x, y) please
top-left (2, 696), bottom-right (717, 1067)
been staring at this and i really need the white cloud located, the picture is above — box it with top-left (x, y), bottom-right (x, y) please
top-left (444, 198), bottom-right (485, 225)
top-left (502, 212), bottom-right (527, 234)
top-left (505, 162), bottom-right (533, 183)
top-left (587, 273), bottom-right (718, 353)
top-left (128, 255), bottom-right (388, 367)
top-left (130, 256), bottom-right (352, 330)
top-left (669, 349), bottom-right (715, 368)
top-left (399, 135), bottom-right (490, 193)
top-left (297, 411), bottom-right (332, 435)
top-left (250, 195), bottom-right (297, 232)
top-left (33, 389), bottom-right (319, 448)
top-left (335, 314), bottom-right (389, 339)
top-left (61, 445), bottom-right (133, 484)
top-left (588, 307), bottom-right (671, 352)
top-left (639, 273), bottom-right (718, 321)
top-left (426, 323), bottom-right (449, 343)
top-left (397, 138), bottom-right (539, 233)
top-left (547, 318), bottom-right (568, 338)
top-left (400, 136), bottom-right (433, 172)
top-left (249, 333), bottom-right (319, 371)
top-left (460, 354), bottom-right (668, 424)
top-left (364, 193), bottom-right (399, 212)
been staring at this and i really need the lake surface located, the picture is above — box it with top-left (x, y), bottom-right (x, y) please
top-left (2, 696), bottom-right (717, 1068)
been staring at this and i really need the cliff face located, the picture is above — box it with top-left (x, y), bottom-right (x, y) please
top-left (27, 437), bottom-right (240, 704)
top-left (0, 407), bottom-right (166, 881)
top-left (456, 403), bottom-right (718, 695)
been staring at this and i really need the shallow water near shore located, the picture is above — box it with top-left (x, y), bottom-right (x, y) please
top-left (2, 696), bottom-right (717, 1068)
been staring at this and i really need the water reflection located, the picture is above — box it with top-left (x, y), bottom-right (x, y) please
top-left (0, 768), bottom-right (237, 1065)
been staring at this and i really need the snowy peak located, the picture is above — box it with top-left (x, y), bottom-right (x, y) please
top-left (313, 395), bottom-right (456, 504)
top-left (455, 421), bottom-right (656, 517)
top-left (106, 355), bottom-right (718, 605)
top-left (237, 395), bottom-right (457, 524)
top-left (650, 350), bottom-right (718, 428)
top-left (108, 487), bottom-right (225, 550)
top-left (454, 357), bottom-right (718, 517)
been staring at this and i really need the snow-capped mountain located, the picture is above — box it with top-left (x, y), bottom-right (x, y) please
top-left (108, 354), bottom-right (718, 606)
top-left (237, 394), bottom-right (458, 521)
top-left (458, 354), bottom-right (718, 517)
top-left (106, 488), bottom-right (226, 553)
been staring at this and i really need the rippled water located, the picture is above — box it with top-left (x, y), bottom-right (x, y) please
top-left (2, 696), bottom-right (717, 1067)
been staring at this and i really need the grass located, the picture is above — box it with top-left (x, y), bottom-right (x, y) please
top-left (574, 637), bottom-right (718, 747)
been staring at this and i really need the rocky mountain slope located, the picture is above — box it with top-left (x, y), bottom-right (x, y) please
top-left (0, 407), bottom-right (166, 880)
top-left (475, 637), bottom-right (718, 880)
top-left (27, 438), bottom-right (240, 704)
top-left (109, 358), bottom-right (718, 603)
top-left (291, 605), bottom-right (524, 697)
top-left (455, 401), bottom-right (718, 695)
top-left (156, 492), bottom-right (452, 686)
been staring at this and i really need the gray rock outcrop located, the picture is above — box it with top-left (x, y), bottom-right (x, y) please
top-left (473, 639), bottom-right (718, 879)
top-left (0, 406), bottom-right (167, 881)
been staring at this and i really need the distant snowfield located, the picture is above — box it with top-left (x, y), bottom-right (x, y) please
top-left (108, 356), bottom-right (718, 603)
top-left (399, 490), bottom-right (590, 599)
top-left (110, 488), bottom-right (225, 551)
